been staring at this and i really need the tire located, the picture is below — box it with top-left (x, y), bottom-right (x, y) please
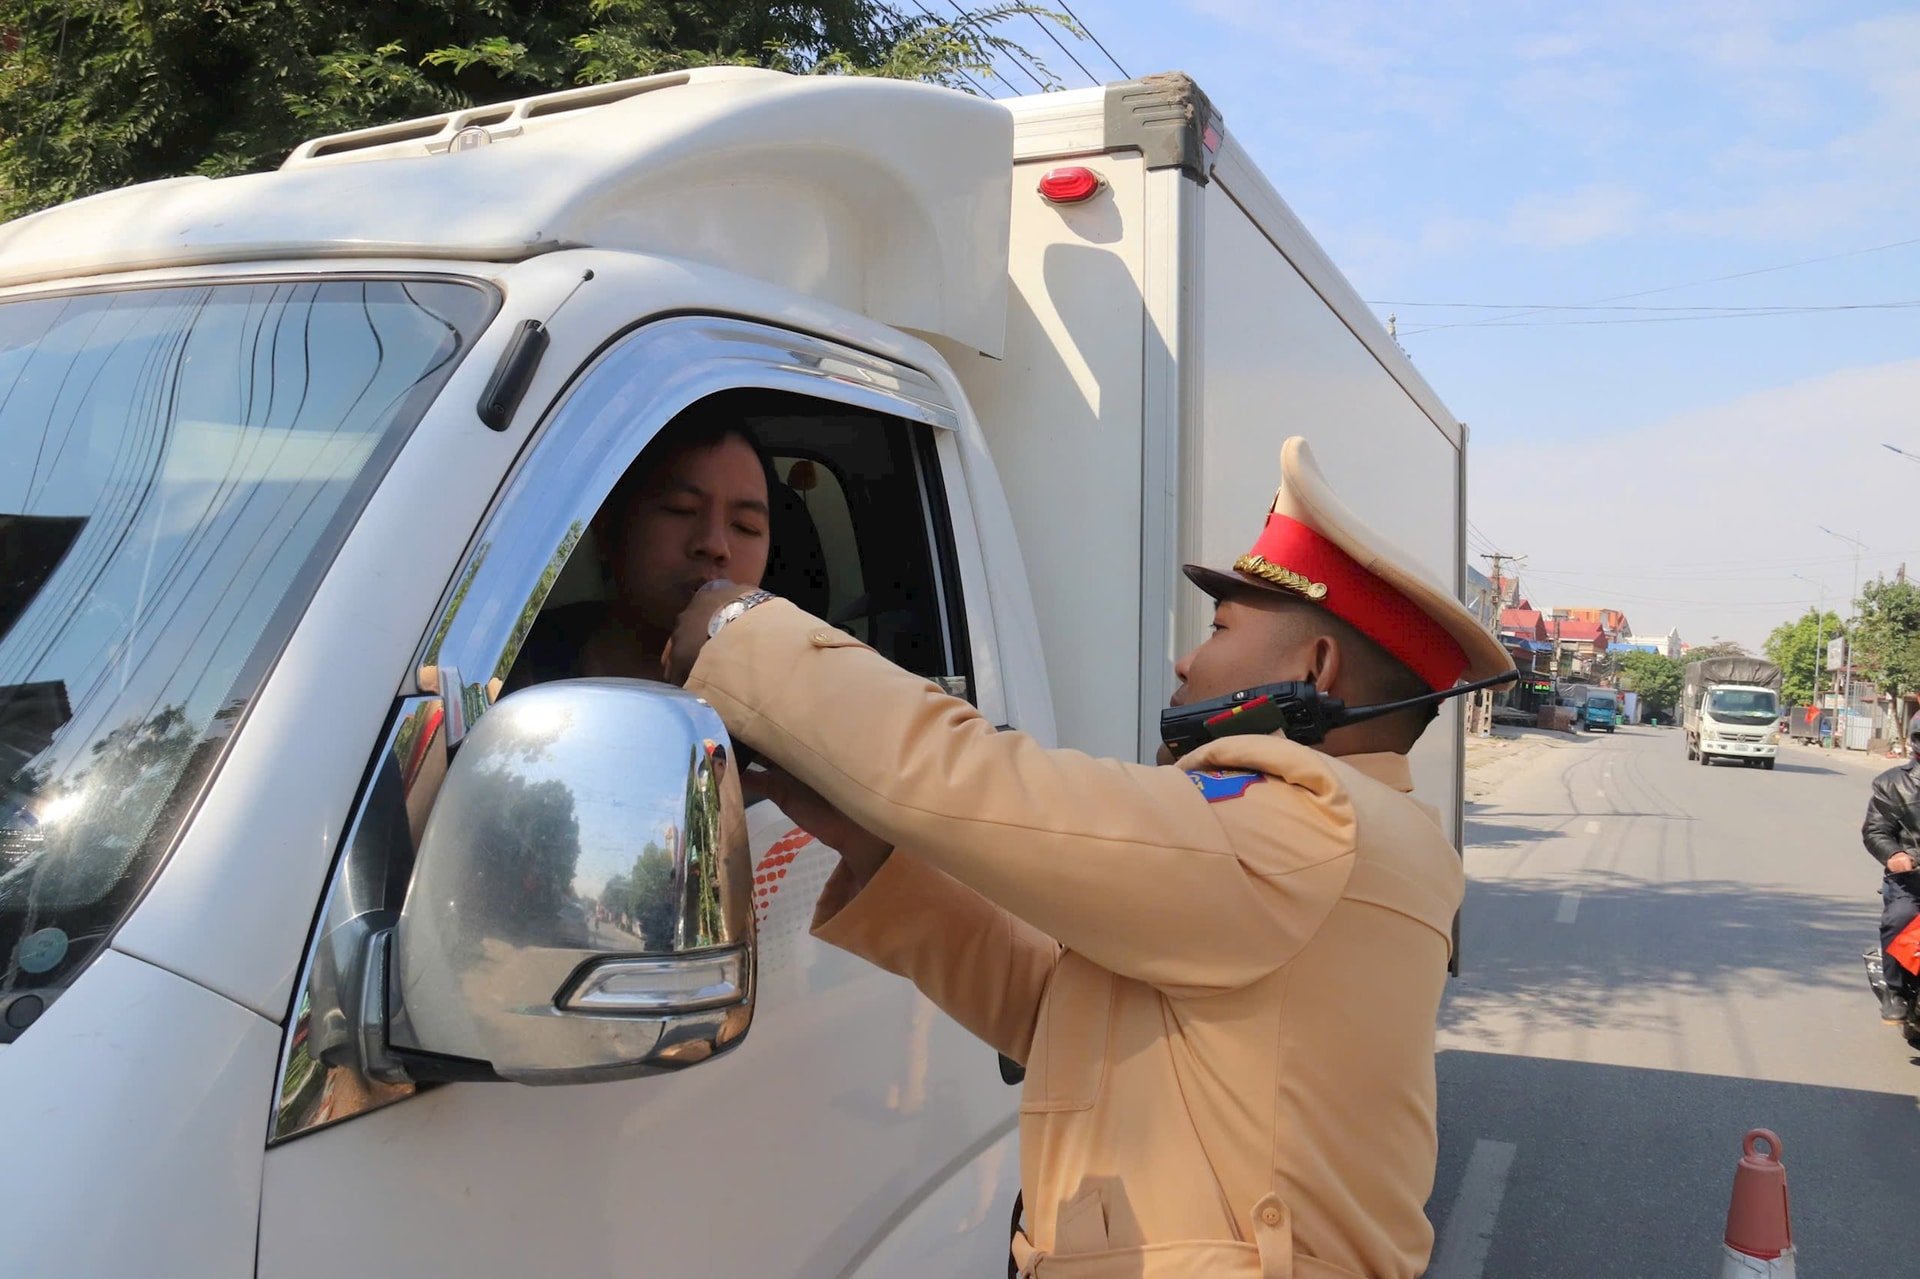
top-left (1762, 759), bottom-right (1777, 771)
top-left (1699, 750), bottom-right (1711, 766)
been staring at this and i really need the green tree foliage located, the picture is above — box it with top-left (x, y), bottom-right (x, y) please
top-left (468, 769), bottom-right (584, 943)
top-left (1762, 609), bottom-right (1846, 705)
top-left (1850, 578), bottom-right (1920, 705)
top-left (1616, 651), bottom-right (1684, 718)
top-left (0, 2), bottom-right (1074, 220)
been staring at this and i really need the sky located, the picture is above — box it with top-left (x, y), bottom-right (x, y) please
top-left (985, 1), bottom-right (1920, 650)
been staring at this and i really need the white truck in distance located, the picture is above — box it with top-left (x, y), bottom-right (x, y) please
top-left (0, 68), bottom-right (1476, 1277)
top-left (1683, 658), bottom-right (1784, 768)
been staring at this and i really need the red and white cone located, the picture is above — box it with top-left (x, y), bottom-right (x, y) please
top-left (1719, 1128), bottom-right (1795, 1277)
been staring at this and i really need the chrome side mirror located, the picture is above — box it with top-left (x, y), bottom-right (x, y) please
top-left (383, 680), bottom-right (754, 1084)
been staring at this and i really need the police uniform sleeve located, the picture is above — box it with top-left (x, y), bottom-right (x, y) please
top-left (811, 852), bottom-right (1061, 1064)
top-left (687, 601), bottom-right (1357, 995)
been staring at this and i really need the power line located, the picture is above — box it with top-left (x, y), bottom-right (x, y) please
top-left (1404, 301), bottom-right (1920, 332)
top-left (908, 0), bottom-right (999, 98)
top-left (1514, 571), bottom-right (1852, 608)
top-left (1399, 235), bottom-right (1920, 336)
top-left (1022, 7), bottom-right (1103, 87)
top-left (1512, 551), bottom-right (1906, 582)
top-left (941, 0), bottom-right (1048, 93)
top-left (1377, 299), bottom-right (1920, 313)
top-left (1053, 0), bottom-right (1132, 78)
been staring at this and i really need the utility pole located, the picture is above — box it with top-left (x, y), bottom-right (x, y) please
top-left (1475, 552), bottom-right (1524, 733)
top-left (1480, 552), bottom-right (1526, 607)
top-left (1819, 526), bottom-right (1867, 746)
top-left (1792, 572), bottom-right (1825, 715)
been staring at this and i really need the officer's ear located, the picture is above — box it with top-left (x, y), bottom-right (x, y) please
top-left (1304, 633), bottom-right (1342, 693)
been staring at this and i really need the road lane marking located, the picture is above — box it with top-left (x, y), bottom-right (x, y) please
top-left (1555, 892), bottom-right (1582, 923)
top-left (1584, 820), bottom-right (1601, 834)
top-left (1429, 1139), bottom-right (1517, 1279)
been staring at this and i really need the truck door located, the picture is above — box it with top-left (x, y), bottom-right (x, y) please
top-left (259, 316), bottom-right (1019, 1277)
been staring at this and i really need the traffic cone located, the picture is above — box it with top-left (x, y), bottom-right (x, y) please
top-left (1718, 1128), bottom-right (1794, 1277)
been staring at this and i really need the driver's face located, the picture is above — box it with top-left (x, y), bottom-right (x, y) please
top-left (609, 437), bottom-right (770, 633)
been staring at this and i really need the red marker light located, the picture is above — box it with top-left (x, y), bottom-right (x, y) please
top-left (1037, 166), bottom-right (1103, 204)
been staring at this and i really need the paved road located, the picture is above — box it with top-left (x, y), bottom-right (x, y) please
top-left (1424, 725), bottom-right (1917, 1276)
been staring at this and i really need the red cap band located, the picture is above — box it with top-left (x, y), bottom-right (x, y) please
top-left (1237, 514), bottom-right (1467, 691)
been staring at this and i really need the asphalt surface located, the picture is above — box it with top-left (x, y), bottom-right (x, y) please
top-left (1424, 725), bottom-right (1918, 1276)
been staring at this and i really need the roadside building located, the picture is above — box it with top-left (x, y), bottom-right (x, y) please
top-left (1625, 629), bottom-right (1683, 659)
top-left (1566, 607), bottom-right (1633, 637)
top-left (1499, 603), bottom-right (1555, 711)
top-left (1548, 613), bottom-right (1610, 678)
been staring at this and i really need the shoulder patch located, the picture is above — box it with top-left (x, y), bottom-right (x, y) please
top-left (1186, 768), bottom-right (1266, 803)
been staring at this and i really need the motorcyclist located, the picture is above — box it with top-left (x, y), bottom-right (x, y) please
top-left (1861, 713), bottom-right (1920, 1028)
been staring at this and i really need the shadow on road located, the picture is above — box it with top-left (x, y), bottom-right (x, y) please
top-left (1444, 871), bottom-right (1871, 1033)
top-left (1427, 1050), bottom-right (1918, 1277)
top-left (1461, 819), bottom-right (1555, 851)
top-left (1772, 760), bottom-right (1844, 776)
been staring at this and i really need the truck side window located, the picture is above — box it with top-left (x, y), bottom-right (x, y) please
top-left (503, 388), bottom-right (963, 691)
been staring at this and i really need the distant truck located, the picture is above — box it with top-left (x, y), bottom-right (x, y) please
top-left (1555, 683), bottom-right (1619, 732)
top-left (1581, 688), bottom-right (1620, 732)
top-left (1684, 659), bottom-right (1783, 768)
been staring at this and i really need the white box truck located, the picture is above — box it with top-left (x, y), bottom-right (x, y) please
top-left (1683, 658), bottom-right (1783, 768)
top-left (0, 69), bottom-right (1474, 1276)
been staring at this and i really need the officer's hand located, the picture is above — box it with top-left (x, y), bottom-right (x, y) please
top-left (1891, 852), bottom-right (1918, 874)
top-left (661, 580), bottom-right (753, 686)
top-left (745, 763), bottom-right (894, 887)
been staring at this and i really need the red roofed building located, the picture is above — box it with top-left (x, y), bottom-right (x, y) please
top-left (1497, 608), bottom-right (1555, 707)
top-left (1565, 607), bottom-right (1633, 637)
top-left (1500, 608), bottom-right (1547, 641)
top-left (1551, 616), bottom-right (1610, 677)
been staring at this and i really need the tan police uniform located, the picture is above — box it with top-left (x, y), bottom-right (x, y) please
top-left (685, 438), bottom-right (1514, 1278)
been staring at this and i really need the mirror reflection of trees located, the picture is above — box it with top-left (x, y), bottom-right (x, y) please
top-left (467, 767), bottom-right (584, 947)
top-left (683, 745), bottom-right (725, 948)
top-left (494, 522), bottom-right (584, 684)
top-left (599, 841), bottom-right (680, 951)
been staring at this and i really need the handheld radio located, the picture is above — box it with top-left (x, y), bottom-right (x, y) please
top-left (1160, 670), bottom-right (1519, 755)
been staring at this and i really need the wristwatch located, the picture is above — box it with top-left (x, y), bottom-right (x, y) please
top-left (707, 590), bottom-right (778, 639)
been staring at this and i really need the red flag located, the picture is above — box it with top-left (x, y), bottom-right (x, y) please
top-left (1889, 914), bottom-right (1920, 976)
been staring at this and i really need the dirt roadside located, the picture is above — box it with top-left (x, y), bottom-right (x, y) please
top-left (1463, 725), bottom-right (1583, 802)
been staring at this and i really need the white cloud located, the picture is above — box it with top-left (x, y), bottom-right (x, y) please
top-left (1505, 184), bottom-right (1646, 248)
top-left (1513, 31), bottom-right (1588, 61)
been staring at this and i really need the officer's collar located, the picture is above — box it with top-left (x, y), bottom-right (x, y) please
top-left (1178, 735), bottom-right (1414, 793)
top-left (1336, 750), bottom-right (1415, 792)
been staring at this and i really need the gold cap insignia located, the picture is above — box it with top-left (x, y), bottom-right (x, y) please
top-left (1235, 554), bottom-right (1329, 600)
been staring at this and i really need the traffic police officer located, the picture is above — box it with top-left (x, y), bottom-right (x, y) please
top-left (666, 437), bottom-right (1515, 1278)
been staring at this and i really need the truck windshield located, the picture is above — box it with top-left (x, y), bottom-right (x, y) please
top-left (0, 278), bottom-right (494, 1032)
top-left (1706, 689), bottom-right (1779, 725)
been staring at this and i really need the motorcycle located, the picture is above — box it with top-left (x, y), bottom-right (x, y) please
top-left (1862, 946), bottom-right (1920, 1048)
